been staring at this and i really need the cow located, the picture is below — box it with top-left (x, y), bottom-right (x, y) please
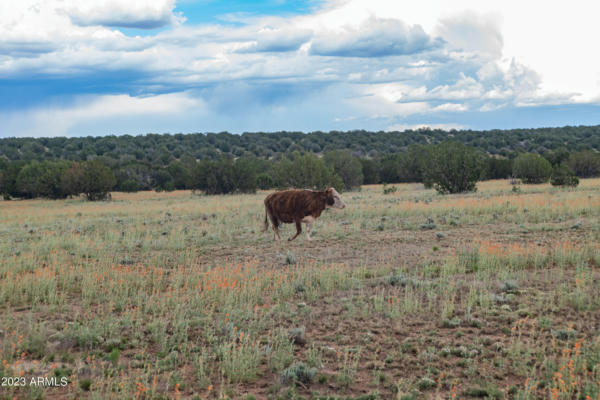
top-left (263, 187), bottom-right (346, 241)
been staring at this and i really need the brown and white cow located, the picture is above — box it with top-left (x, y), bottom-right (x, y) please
top-left (263, 187), bottom-right (345, 241)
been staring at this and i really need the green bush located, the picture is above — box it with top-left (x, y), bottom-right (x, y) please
top-left (280, 362), bottom-right (317, 385)
top-left (550, 165), bottom-right (579, 187)
top-left (274, 152), bottom-right (343, 191)
top-left (16, 160), bottom-right (73, 199)
top-left (568, 150), bottom-right (600, 177)
top-left (324, 150), bottom-right (363, 190)
top-left (483, 157), bottom-right (513, 179)
top-left (166, 161), bottom-right (192, 189)
top-left (62, 160), bottom-right (116, 201)
top-left (422, 142), bottom-right (483, 194)
top-left (192, 158), bottom-right (257, 194)
top-left (359, 158), bottom-right (380, 184)
top-left (120, 179), bottom-right (139, 192)
top-left (512, 153), bottom-right (552, 184)
top-left (382, 184), bottom-right (397, 194)
top-left (153, 170), bottom-right (175, 192)
top-left (256, 173), bottom-right (275, 190)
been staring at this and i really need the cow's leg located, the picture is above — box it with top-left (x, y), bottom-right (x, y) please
top-left (288, 220), bottom-right (302, 241)
top-left (267, 210), bottom-right (281, 241)
top-left (273, 225), bottom-right (281, 241)
top-left (302, 216), bottom-right (315, 241)
top-left (272, 219), bottom-right (281, 241)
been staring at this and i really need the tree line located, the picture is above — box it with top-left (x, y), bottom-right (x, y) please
top-left (1, 142), bottom-right (598, 200)
top-left (1, 125), bottom-right (599, 164)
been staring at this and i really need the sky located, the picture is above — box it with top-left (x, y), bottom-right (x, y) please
top-left (1, 0), bottom-right (599, 137)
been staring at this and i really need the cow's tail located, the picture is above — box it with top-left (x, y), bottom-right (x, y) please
top-left (263, 205), bottom-right (269, 232)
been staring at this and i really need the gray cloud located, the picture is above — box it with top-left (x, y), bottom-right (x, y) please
top-left (70, 15), bottom-right (173, 29)
top-left (235, 27), bottom-right (312, 53)
top-left (64, 1), bottom-right (179, 29)
top-left (0, 41), bottom-right (58, 57)
top-left (0, 1), bottom-right (583, 136)
top-left (310, 17), bottom-right (442, 57)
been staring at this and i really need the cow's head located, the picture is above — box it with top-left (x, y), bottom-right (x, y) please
top-left (325, 187), bottom-right (345, 209)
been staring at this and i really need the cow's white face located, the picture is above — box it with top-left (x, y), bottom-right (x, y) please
top-left (326, 188), bottom-right (345, 209)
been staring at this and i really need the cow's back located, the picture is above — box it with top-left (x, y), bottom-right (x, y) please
top-left (265, 190), bottom-right (311, 223)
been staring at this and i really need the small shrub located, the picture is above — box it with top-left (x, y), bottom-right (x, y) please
top-left (458, 248), bottom-right (480, 273)
top-left (383, 184), bottom-right (398, 195)
top-left (550, 165), bottom-right (579, 187)
top-left (268, 330), bottom-right (294, 372)
top-left (441, 317), bottom-right (461, 328)
top-left (500, 281), bottom-right (519, 293)
top-left (24, 332), bottom-right (47, 359)
top-left (285, 252), bottom-right (297, 265)
top-left (218, 338), bottom-right (261, 383)
top-left (420, 222), bottom-right (437, 230)
top-left (53, 365), bottom-right (72, 380)
top-left (387, 274), bottom-right (423, 288)
top-left (538, 316), bottom-right (553, 331)
top-left (280, 362), bottom-right (317, 385)
top-left (551, 328), bottom-right (577, 340)
top-left (108, 348), bottom-right (120, 367)
top-left (306, 344), bottom-right (323, 368)
top-left (287, 326), bottom-right (306, 346)
top-left (417, 377), bottom-right (436, 390)
top-left (79, 378), bottom-right (92, 391)
top-left (464, 384), bottom-right (503, 399)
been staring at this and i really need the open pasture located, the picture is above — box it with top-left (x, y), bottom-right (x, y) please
top-left (1, 180), bottom-right (600, 399)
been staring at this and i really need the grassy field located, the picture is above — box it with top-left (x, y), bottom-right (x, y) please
top-left (1, 180), bottom-right (600, 399)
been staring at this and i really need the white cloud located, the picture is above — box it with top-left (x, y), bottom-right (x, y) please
top-left (1, 0), bottom-right (599, 136)
top-left (386, 123), bottom-right (467, 131)
top-left (234, 26), bottom-right (312, 52)
top-left (63, 0), bottom-right (181, 29)
top-left (310, 16), bottom-right (441, 57)
top-left (434, 11), bottom-right (503, 59)
top-left (433, 103), bottom-right (468, 112)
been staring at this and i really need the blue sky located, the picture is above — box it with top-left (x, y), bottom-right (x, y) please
top-left (1, 0), bottom-right (599, 137)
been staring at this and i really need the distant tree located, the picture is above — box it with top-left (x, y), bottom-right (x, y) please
top-left (379, 154), bottom-right (402, 183)
top-left (324, 150), bottom-right (363, 190)
top-left (256, 173), bottom-right (275, 190)
top-left (568, 150), bottom-right (600, 177)
top-left (120, 179), bottom-right (139, 192)
top-left (0, 160), bottom-right (25, 199)
top-left (231, 158), bottom-right (258, 194)
top-left (359, 158), bottom-right (380, 184)
top-left (166, 161), bottom-right (192, 189)
top-left (191, 158), bottom-right (257, 194)
top-left (512, 153), bottom-right (552, 183)
top-left (63, 160), bottom-right (116, 200)
top-left (543, 147), bottom-right (570, 166)
top-left (379, 145), bottom-right (429, 184)
top-left (16, 160), bottom-right (72, 199)
top-left (191, 160), bottom-right (217, 194)
top-left (114, 162), bottom-right (153, 191)
top-left (274, 152), bottom-right (343, 191)
top-left (550, 165), bottom-right (579, 187)
top-left (153, 170), bottom-right (175, 192)
top-left (422, 142), bottom-right (483, 194)
top-left (483, 157), bottom-right (513, 180)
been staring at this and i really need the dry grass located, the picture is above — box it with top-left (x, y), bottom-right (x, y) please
top-left (1, 179), bottom-right (600, 399)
